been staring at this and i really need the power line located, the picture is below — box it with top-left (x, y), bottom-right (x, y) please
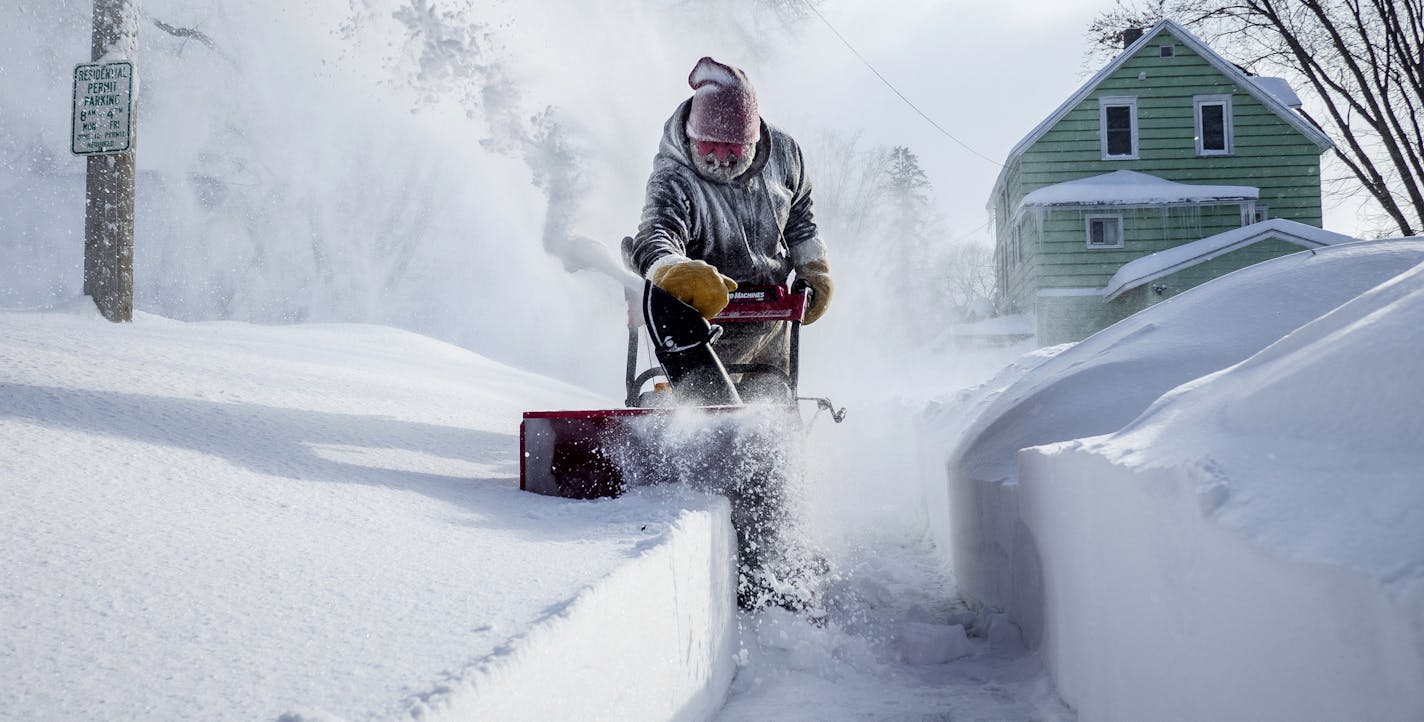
top-left (797, 0), bottom-right (1004, 168)
top-left (948, 219), bottom-right (992, 244)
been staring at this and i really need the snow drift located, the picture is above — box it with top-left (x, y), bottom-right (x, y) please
top-left (946, 239), bottom-right (1424, 610)
top-left (0, 307), bottom-right (736, 721)
top-left (945, 240), bottom-right (1424, 721)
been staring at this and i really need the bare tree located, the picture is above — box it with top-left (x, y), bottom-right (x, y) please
top-left (804, 131), bottom-right (890, 251)
top-left (1089, 0), bottom-right (1424, 236)
top-left (940, 241), bottom-right (996, 319)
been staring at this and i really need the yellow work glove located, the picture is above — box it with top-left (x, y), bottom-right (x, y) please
top-left (650, 258), bottom-right (739, 319)
top-left (796, 259), bottom-right (834, 324)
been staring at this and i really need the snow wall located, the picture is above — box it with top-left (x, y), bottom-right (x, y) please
top-left (413, 501), bottom-right (739, 722)
top-left (945, 240), bottom-right (1424, 721)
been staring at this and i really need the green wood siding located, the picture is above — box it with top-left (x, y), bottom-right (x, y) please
top-left (991, 24), bottom-right (1329, 340)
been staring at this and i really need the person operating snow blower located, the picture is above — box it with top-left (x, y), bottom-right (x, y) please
top-left (626, 56), bottom-right (834, 401)
top-left (624, 57), bottom-right (835, 611)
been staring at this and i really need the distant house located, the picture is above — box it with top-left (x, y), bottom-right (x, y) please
top-left (988, 19), bottom-right (1338, 345)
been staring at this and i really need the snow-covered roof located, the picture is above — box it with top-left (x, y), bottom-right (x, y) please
top-left (1017, 170), bottom-right (1257, 214)
top-left (988, 19), bottom-right (1333, 207)
top-left (1249, 77), bottom-right (1303, 109)
top-left (1102, 218), bottom-right (1357, 300)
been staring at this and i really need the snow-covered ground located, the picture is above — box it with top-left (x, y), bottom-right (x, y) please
top-left (946, 240), bottom-right (1424, 721)
top-left (0, 305), bottom-right (741, 721)
top-left (1, 302), bottom-right (1066, 720)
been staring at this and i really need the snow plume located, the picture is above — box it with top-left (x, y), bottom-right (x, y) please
top-left (525, 109), bottom-right (641, 289)
top-left (363, 0), bottom-right (637, 290)
top-left (607, 406), bottom-right (822, 610)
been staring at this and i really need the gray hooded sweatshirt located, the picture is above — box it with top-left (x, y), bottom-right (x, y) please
top-left (629, 100), bottom-right (827, 286)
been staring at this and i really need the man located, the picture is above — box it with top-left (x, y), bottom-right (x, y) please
top-left (627, 58), bottom-right (833, 611)
top-left (627, 56), bottom-right (833, 399)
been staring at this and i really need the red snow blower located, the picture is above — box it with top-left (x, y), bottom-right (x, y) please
top-left (520, 279), bottom-right (845, 500)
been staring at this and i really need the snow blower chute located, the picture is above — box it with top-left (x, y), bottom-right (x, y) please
top-left (520, 279), bottom-right (845, 500)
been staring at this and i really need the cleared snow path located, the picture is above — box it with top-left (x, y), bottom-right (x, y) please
top-left (715, 533), bottom-right (1073, 721)
top-left (714, 393), bottom-right (1074, 721)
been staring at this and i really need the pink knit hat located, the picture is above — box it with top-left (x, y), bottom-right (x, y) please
top-left (686, 57), bottom-right (760, 145)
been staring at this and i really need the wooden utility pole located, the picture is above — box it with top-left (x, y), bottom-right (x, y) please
top-left (82, 0), bottom-right (138, 322)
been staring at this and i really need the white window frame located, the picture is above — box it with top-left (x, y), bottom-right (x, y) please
top-left (1194, 94), bottom-right (1234, 156)
top-left (1099, 96), bottom-right (1139, 160)
top-left (1085, 214), bottom-right (1125, 249)
top-left (1159, 44), bottom-right (1175, 58)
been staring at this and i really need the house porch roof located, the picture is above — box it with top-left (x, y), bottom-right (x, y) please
top-left (1101, 218), bottom-right (1356, 301)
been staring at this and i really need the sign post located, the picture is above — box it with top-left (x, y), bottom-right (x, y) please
top-left (74, 0), bottom-right (138, 323)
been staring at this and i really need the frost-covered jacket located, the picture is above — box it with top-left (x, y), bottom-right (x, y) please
top-left (629, 100), bottom-right (827, 286)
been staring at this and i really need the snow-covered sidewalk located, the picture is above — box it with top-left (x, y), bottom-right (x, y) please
top-left (0, 306), bottom-right (736, 721)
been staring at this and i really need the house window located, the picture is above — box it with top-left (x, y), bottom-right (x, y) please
top-left (1194, 95), bottom-right (1234, 155)
top-left (1159, 44), bottom-right (1175, 58)
top-left (1085, 215), bottom-right (1124, 248)
top-left (1099, 97), bottom-right (1139, 159)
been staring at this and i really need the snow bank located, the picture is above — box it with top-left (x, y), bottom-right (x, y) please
top-left (0, 308), bottom-right (735, 721)
top-left (946, 239), bottom-right (1424, 612)
top-left (1017, 446), bottom-right (1423, 722)
top-left (411, 489), bottom-right (737, 722)
top-left (1019, 261), bottom-right (1424, 720)
top-left (945, 240), bottom-right (1424, 720)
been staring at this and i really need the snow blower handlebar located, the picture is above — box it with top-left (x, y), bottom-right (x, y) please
top-left (624, 279), bottom-right (845, 425)
top-left (625, 282), bottom-right (810, 407)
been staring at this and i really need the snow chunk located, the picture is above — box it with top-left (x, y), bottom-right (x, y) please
top-left (896, 622), bottom-right (973, 665)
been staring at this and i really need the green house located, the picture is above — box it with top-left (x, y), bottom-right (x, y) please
top-left (989, 19), bottom-right (1338, 345)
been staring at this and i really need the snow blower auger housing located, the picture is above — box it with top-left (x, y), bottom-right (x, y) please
top-left (520, 279), bottom-right (845, 500)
